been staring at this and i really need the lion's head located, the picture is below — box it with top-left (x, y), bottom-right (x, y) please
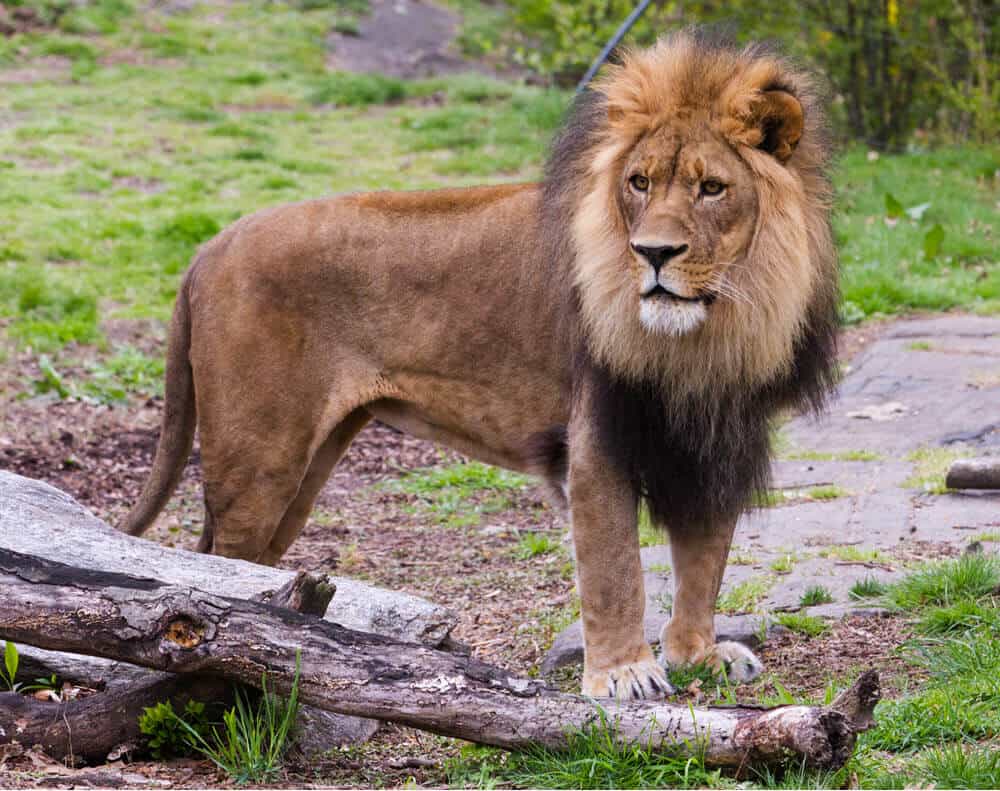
top-left (545, 30), bottom-right (838, 401)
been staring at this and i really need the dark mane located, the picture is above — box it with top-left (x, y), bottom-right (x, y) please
top-left (583, 289), bottom-right (839, 529)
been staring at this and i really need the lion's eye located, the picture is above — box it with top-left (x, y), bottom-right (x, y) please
top-left (629, 174), bottom-right (649, 192)
top-left (700, 180), bottom-right (725, 197)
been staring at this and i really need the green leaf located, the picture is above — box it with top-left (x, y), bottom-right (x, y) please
top-left (923, 224), bottom-right (945, 259)
top-left (4, 641), bottom-right (19, 686)
top-left (885, 192), bottom-right (904, 219)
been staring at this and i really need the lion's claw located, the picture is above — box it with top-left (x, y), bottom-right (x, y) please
top-left (585, 659), bottom-right (674, 701)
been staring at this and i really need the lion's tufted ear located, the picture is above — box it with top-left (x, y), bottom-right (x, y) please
top-left (752, 89), bottom-right (804, 163)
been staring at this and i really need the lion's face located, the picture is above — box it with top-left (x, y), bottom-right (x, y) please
top-left (618, 125), bottom-right (759, 336)
top-left (557, 35), bottom-right (836, 393)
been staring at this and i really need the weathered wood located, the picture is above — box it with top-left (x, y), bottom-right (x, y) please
top-left (3, 573), bottom-right (376, 764)
top-left (945, 458), bottom-right (1000, 490)
top-left (0, 471), bottom-right (458, 647)
top-left (0, 675), bottom-right (231, 765)
top-left (251, 570), bottom-right (336, 616)
top-left (0, 549), bottom-right (878, 769)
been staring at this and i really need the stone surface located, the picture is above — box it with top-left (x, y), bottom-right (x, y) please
top-left (0, 471), bottom-right (458, 647)
top-left (545, 316), bottom-right (1000, 672)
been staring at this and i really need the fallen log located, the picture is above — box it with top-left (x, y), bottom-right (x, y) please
top-left (2, 571), bottom-right (377, 763)
top-left (0, 549), bottom-right (879, 770)
top-left (945, 458), bottom-right (1000, 490)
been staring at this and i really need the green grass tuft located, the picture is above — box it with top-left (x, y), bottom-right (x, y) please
top-left (717, 576), bottom-right (773, 615)
top-left (917, 598), bottom-right (1000, 635)
top-left (921, 743), bottom-right (1000, 789)
top-left (819, 545), bottom-right (887, 564)
top-left (849, 576), bottom-right (888, 600)
top-left (387, 461), bottom-right (528, 527)
top-left (885, 554), bottom-right (1000, 610)
top-left (774, 613), bottom-right (830, 637)
top-left (800, 585), bottom-right (835, 606)
top-left (515, 532), bottom-right (559, 559)
top-left (308, 72), bottom-right (408, 107)
top-left (808, 484), bottom-right (850, 501)
top-left (465, 714), bottom-right (723, 789)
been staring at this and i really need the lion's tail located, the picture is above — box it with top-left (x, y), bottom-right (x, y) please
top-left (121, 273), bottom-right (197, 538)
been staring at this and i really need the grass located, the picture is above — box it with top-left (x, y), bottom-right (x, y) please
top-left (807, 485), bottom-right (850, 501)
top-left (751, 489), bottom-right (786, 508)
top-left (902, 445), bottom-right (972, 493)
top-left (800, 585), bottom-right (835, 606)
top-left (0, 0), bottom-right (565, 390)
top-left (835, 147), bottom-right (1000, 322)
top-left (515, 531), bottom-right (559, 559)
top-left (921, 743), bottom-right (1000, 789)
top-left (717, 576), bottom-right (773, 615)
top-left (729, 546), bottom-right (760, 566)
top-left (849, 576), bottom-right (888, 600)
top-left (637, 507), bottom-right (663, 547)
top-left (386, 461), bottom-right (529, 526)
top-left (784, 448), bottom-right (883, 462)
top-left (769, 551), bottom-right (799, 574)
top-left (448, 716), bottom-right (725, 790)
top-left (774, 612), bottom-right (829, 637)
top-left (883, 554), bottom-right (1000, 610)
top-left (818, 545), bottom-right (888, 564)
top-left (180, 670), bottom-right (301, 784)
top-left (971, 531), bottom-right (1000, 542)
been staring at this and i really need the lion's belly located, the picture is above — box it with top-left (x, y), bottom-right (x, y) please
top-left (367, 372), bottom-right (569, 475)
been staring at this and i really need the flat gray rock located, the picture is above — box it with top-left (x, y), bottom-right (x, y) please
top-left (545, 316), bottom-right (1000, 674)
top-left (0, 471), bottom-right (458, 647)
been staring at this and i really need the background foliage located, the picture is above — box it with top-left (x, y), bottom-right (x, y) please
top-left (472, 0), bottom-right (998, 150)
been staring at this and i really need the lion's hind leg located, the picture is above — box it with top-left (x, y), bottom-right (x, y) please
top-left (257, 408), bottom-right (372, 565)
top-left (659, 515), bottom-right (764, 683)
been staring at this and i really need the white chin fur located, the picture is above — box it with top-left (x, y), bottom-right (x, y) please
top-left (639, 299), bottom-right (707, 336)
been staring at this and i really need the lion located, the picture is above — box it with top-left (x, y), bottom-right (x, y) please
top-left (123, 30), bottom-right (839, 700)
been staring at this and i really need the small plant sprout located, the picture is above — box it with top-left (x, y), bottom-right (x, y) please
top-left (516, 532), bottom-right (558, 559)
top-left (179, 654), bottom-right (302, 784)
top-left (770, 551), bottom-right (799, 574)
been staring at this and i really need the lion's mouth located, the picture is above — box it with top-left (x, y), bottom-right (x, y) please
top-left (641, 284), bottom-right (717, 305)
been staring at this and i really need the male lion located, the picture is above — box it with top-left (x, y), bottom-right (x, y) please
top-left (124, 31), bottom-right (838, 700)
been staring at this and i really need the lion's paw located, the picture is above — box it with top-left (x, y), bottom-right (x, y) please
top-left (582, 659), bottom-right (674, 701)
top-left (711, 641), bottom-right (764, 683)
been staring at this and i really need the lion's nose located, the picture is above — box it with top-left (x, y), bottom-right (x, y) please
top-left (630, 242), bottom-right (689, 274)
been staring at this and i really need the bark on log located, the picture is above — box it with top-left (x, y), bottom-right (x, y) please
top-left (3, 580), bottom-right (377, 764)
top-left (0, 549), bottom-right (878, 770)
top-left (945, 458), bottom-right (1000, 490)
top-left (0, 471), bottom-right (458, 647)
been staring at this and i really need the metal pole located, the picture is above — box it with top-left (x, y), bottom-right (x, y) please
top-left (576, 0), bottom-right (656, 93)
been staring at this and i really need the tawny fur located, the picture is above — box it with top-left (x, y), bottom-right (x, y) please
top-left (123, 31), bottom-right (838, 700)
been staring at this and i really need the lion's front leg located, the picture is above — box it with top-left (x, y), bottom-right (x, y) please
top-left (660, 515), bottom-right (763, 683)
top-left (568, 424), bottom-right (672, 701)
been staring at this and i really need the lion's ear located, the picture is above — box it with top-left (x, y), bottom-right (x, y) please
top-left (753, 89), bottom-right (804, 163)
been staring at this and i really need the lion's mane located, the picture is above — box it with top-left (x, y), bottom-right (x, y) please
top-left (543, 29), bottom-right (840, 528)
